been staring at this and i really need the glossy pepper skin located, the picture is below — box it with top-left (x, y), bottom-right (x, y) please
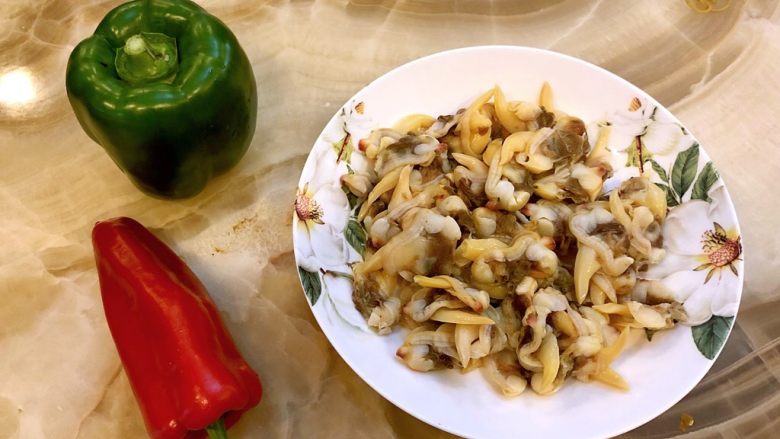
top-left (66, 0), bottom-right (257, 199)
top-left (92, 217), bottom-right (262, 439)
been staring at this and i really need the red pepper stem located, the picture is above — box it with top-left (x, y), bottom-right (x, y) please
top-left (206, 418), bottom-right (229, 439)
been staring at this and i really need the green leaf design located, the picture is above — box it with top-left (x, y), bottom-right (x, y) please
top-left (624, 137), bottom-right (653, 168)
top-left (298, 266), bottom-right (322, 306)
top-left (342, 186), bottom-right (361, 211)
top-left (671, 143), bottom-right (699, 199)
top-left (691, 162), bottom-right (719, 202)
top-left (332, 134), bottom-right (354, 164)
top-left (649, 159), bottom-right (669, 182)
top-left (692, 315), bottom-right (734, 360)
top-left (344, 219), bottom-right (367, 257)
top-left (347, 192), bottom-right (360, 211)
top-left (655, 182), bottom-right (679, 208)
top-left (624, 138), bottom-right (638, 167)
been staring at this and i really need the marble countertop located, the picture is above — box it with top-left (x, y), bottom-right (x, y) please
top-left (2, 0), bottom-right (779, 438)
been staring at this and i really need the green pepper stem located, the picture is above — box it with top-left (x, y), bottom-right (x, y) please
top-left (124, 35), bottom-right (149, 56)
top-left (206, 418), bottom-right (229, 439)
top-left (115, 32), bottom-right (178, 85)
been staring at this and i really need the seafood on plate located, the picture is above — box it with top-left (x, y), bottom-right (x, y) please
top-left (344, 84), bottom-right (686, 396)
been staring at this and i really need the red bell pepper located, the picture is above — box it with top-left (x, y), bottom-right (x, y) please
top-left (92, 217), bottom-right (262, 439)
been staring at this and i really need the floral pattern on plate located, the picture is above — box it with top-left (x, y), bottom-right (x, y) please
top-left (605, 97), bottom-right (742, 359)
top-left (293, 102), bottom-right (370, 330)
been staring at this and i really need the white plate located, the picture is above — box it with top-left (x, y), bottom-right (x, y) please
top-left (292, 46), bottom-right (743, 439)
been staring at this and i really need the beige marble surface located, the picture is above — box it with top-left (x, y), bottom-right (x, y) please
top-left (1, 0), bottom-right (780, 438)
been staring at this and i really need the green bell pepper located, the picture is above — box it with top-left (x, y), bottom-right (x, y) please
top-left (66, 0), bottom-right (257, 199)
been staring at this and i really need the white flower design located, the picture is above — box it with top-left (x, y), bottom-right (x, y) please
top-left (322, 274), bottom-right (369, 331)
top-left (608, 98), bottom-right (692, 158)
top-left (645, 184), bottom-right (742, 325)
top-left (294, 145), bottom-right (351, 273)
top-left (344, 101), bottom-right (372, 138)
